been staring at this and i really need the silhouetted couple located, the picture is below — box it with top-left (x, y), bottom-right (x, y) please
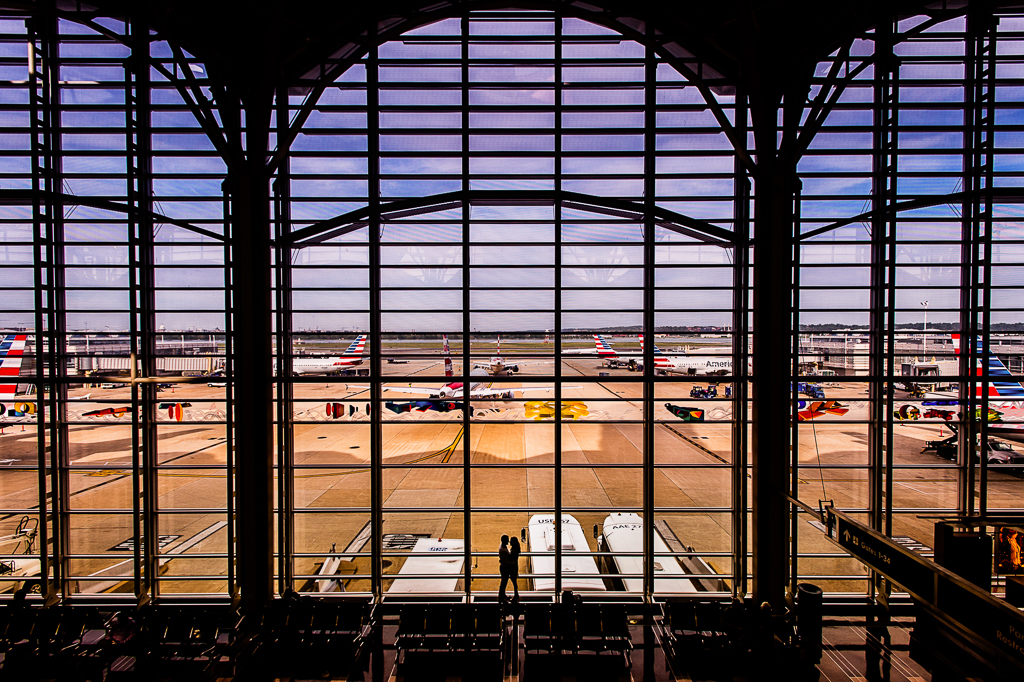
top-left (498, 534), bottom-right (520, 604)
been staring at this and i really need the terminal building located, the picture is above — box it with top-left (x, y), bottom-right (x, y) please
top-left (1, 1), bottom-right (1023, 680)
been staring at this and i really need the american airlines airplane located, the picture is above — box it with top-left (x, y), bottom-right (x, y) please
top-left (385, 335), bottom-right (564, 400)
top-left (922, 334), bottom-right (1024, 440)
top-left (639, 334), bottom-right (740, 376)
top-left (289, 335), bottom-right (367, 375)
top-left (473, 335), bottom-right (552, 375)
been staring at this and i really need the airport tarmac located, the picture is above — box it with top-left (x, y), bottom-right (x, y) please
top-left (1, 355), bottom-right (1021, 596)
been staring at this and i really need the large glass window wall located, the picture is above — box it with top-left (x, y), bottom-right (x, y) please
top-left (0, 3), bottom-right (1020, 605)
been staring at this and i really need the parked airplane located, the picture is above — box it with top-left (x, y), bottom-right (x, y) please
top-left (921, 334), bottom-right (1024, 439)
top-left (384, 335), bottom-right (565, 400)
top-left (289, 335), bottom-right (367, 375)
top-left (638, 334), bottom-right (738, 376)
top-left (473, 335), bottom-right (552, 375)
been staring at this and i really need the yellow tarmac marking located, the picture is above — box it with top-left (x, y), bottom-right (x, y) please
top-left (81, 427), bottom-right (466, 479)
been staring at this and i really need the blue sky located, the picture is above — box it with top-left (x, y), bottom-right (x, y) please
top-left (1, 13), bottom-right (1022, 332)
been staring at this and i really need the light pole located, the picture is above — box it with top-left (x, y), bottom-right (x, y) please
top-left (920, 301), bottom-right (929, 359)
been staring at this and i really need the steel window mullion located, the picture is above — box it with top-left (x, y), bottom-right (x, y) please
top-left (642, 24), bottom-right (655, 601)
top-left (974, 11), bottom-right (997, 519)
top-left (731, 90), bottom-right (750, 599)
top-left (868, 16), bottom-right (898, 608)
top-left (274, 80), bottom-right (295, 593)
top-left (790, 179), bottom-right (801, 597)
top-left (367, 34), bottom-right (384, 601)
top-left (36, 13), bottom-right (70, 601)
top-left (28, 15), bottom-right (59, 602)
top-left (553, 13), bottom-right (563, 598)
top-left (221, 178), bottom-right (236, 600)
top-left (460, 11), bottom-right (472, 599)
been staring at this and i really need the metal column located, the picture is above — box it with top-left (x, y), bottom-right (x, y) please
top-left (28, 12), bottom-right (67, 602)
top-left (868, 16), bottom-right (899, 607)
top-left (731, 91), bottom-right (751, 599)
top-left (125, 19), bottom-right (158, 603)
top-left (367, 33), bottom-right (384, 600)
top-left (273, 82), bottom-right (296, 592)
top-left (959, 9), bottom-right (998, 518)
top-left (642, 23), bottom-right (656, 600)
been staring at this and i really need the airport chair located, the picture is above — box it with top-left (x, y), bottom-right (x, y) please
top-left (422, 605), bottom-right (454, 651)
top-left (596, 607), bottom-right (633, 661)
top-left (395, 605), bottom-right (429, 651)
top-left (570, 605), bottom-right (631, 662)
top-left (694, 601), bottom-right (728, 649)
top-left (663, 600), bottom-right (703, 661)
top-left (523, 604), bottom-right (560, 654)
top-left (470, 604), bottom-right (504, 652)
top-left (448, 605), bottom-right (475, 651)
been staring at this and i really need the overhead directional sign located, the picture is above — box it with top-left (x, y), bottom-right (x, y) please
top-left (823, 507), bottom-right (1024, 673)
top-left (831, 514), bottom-right (934, 599)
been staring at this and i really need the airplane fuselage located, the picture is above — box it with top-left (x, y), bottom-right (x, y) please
top-left (653, 355), bottom-right (733, 375)
top-left (292, 357), bottom-right (363, 375)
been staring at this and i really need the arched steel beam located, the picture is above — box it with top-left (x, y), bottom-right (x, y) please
top-left (796, 187), bottom-right (1024, 242)
top-left (0, 189), bottom-right (225, 241)
top-left (283, 190), bottom-right (736, 248)
top-left (266, 1), bottom-right (751, 176)
top-left (2, 2), bottom-right (243, 166)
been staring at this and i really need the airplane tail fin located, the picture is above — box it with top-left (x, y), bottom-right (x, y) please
top-left (638, 333), bottom-right (661, 355)
top-left (345, 334), bottom-right (367, 355)
top-left (951, 333), bottom-right (1024, 398)
top-left (0, 334), bottom-right (28, 401)
top-left (443, 334), bottom-right (454, 377)
top-left (594, 335), bottom-right (616, 356)
top-left (497, 334), bottom-right (500, 357)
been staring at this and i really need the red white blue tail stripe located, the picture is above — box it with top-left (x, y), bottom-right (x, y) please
top-left (952, 333), bottom-right (1024, 398)
top-left (345, 335), bottom-right (367, 355)
top-left (0, 334), bottom-right (28, 400)
top-left (639, 334), bottom-right (669, 368)
top-left (594, 335), bottom-right (616, 356)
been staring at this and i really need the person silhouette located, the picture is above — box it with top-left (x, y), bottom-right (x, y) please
top-left (508, 536), bottom-right (522, 603)
top-left (498, 534), bottom-right (512, 603)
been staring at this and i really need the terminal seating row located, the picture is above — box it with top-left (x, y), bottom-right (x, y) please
top-left (523, 603), bottom-right (633, 664)
top-left (661, 600), bottom-right (731, 660)
top-left (0, 604), bottom-right (236, 681)
top-left (239, 597), bottom-right (369, 679)
top-left (0, 606), bottom-right (102, 679)
top-left (395, 603), bottom-right (505, 655)
top-left (660, 600), bottom-right (805, 679)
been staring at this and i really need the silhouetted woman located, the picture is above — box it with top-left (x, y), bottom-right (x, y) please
top-left (508, 536), bottom-right (522, 603)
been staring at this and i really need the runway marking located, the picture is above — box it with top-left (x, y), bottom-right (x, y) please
top-left (661, 424), bottom-right (729, 464)
top-left (80, 520), bottom-right (229, 594)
